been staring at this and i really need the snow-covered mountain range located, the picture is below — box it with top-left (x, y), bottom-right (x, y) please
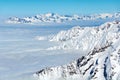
top-left (6, 12), bottom-right (120, 24)
top-left (34, 21), bottom-right (120, 80)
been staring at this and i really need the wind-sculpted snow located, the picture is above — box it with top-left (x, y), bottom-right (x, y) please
top-left (34, 21), bottom-right (120, 80)
top-left (6, 12), bottom-right (120, 24)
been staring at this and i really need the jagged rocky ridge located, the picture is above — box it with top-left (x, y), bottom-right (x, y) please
top-left (7, 12), bottom-right (120, 24)
top-left (34, 21), bottom-right (120, 80)
top-left (49, 20), bottom-right (120, 51)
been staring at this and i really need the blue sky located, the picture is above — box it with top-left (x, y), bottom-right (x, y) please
top-left (0, 0), bottom-right (120, 17)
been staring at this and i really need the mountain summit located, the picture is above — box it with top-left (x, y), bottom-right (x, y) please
top-left (34, 21), bottom-right (120, 80)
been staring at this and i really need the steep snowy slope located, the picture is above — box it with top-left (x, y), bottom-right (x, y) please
top-left (49, 21), bottom-right (120, 51)
top-left (34, 21), bottom-right (120, 80)
top-left (6, 12), bottom-right (120, 24)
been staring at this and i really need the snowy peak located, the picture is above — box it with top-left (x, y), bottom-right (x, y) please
top-left (6, 12), bottom-right (120, 24)
top-left (34, 21), bottom-right (120, 80)
top-left (49, 21), bottom-right (120, 50)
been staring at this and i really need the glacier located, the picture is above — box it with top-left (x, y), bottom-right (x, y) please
top-left (34, 21), bottom-right (120, 80)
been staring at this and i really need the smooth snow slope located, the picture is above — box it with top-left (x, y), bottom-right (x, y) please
top-left (34, 21), bottom-right (120, 80)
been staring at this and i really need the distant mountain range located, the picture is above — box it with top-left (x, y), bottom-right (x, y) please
top-left (6, 12), bottom-right (120, 25)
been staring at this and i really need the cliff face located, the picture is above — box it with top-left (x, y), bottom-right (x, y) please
top-left (34, 21), bottom-right (120, 80)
